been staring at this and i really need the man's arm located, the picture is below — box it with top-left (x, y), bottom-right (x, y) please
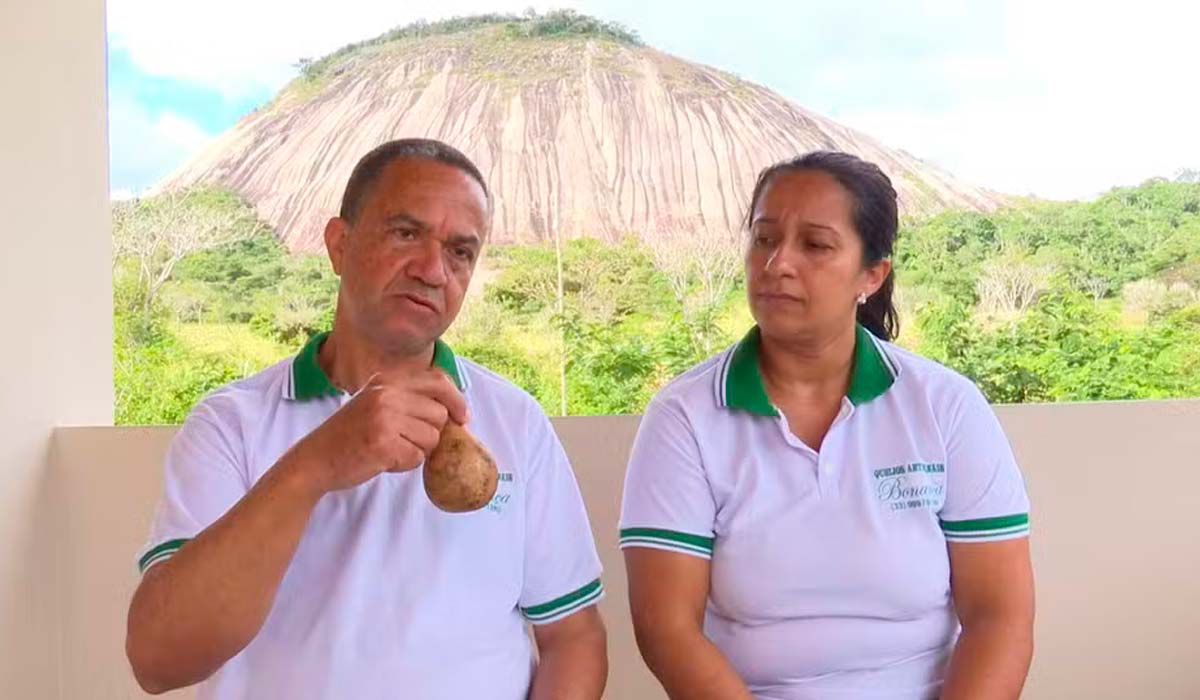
top-left (529, 606), bottom-right (607, 700)
top-left (126, 369), bottom-right (466, 694)
top-left (940, 538), bottom-right (1036, 700)
top-left (126, 453), bottom-right (323, 693)
top-left (625, 548), bottom-right (754, 700)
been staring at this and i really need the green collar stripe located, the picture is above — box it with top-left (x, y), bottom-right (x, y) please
top-left (724, 327), bottom-right (779, 417)
top-left (722, 324), bottom-right (898, 415)
top-left (291, 332), bottom-right (341, 400)
top-left (846, 325), bottom-right (898, 406)
top-left (290, 332), bottom-right (465, 401)
top-left (431, 338), bottom-right (465, 390)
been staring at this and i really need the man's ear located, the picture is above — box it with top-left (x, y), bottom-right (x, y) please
top-left (324, 217), bottom-right (349, 276)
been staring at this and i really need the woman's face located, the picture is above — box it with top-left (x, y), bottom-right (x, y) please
top-left (745, 169), bottom-right (889, 341)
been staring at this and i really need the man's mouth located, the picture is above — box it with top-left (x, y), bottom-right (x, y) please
top-left (396, 292), bottom-right (439, 313)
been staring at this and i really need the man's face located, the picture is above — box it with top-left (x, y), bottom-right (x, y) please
top-left (325, 158), bottom-right (489, 355)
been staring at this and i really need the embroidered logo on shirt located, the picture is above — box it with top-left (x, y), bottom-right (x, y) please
top-left (873, 462), bottom-right (945, 512)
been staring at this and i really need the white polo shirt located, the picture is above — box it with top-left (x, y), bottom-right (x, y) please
top-left (620, 325), bottom-right (1030, 700)
top-left (138, 333), bottom-right (604, 700)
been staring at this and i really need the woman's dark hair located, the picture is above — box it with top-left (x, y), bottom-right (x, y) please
top-left (744, 151), bottom-right (900, 341)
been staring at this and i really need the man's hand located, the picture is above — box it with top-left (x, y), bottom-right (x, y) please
top-left (127, 366), bottom-right (469, 693)
top-left (289, 367), bottom-right (469, 495)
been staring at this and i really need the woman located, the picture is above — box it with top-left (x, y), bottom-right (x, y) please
top-left (620, 152), bottom-right (1034, 700)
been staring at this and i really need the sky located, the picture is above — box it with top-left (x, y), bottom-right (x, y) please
top-left (107, 0), bottom-right (1200, 201)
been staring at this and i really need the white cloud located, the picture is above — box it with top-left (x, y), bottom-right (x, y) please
top-left (107, 0), bottom-right (575, 97)
top-left (838, 0), bottom-right (1200, 199)
top-left (106, 0), bottom-right (1200, 199)
top-left (108, 96), bottom-right (213, 196)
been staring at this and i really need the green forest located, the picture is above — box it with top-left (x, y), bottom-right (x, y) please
top-left (112, 177), bottom-right (1200, 424)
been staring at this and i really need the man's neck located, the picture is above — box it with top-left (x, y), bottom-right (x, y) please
top-left (318, 320), bottom-right (435, 394)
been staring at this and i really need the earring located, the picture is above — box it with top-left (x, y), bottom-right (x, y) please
top-left (857, 292), bottom-right (868, 306)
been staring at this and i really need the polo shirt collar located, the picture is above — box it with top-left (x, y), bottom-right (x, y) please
top-left (286, 331), bottom-right (465, 401)
top-left (720, 324), bottom-right (899, 416)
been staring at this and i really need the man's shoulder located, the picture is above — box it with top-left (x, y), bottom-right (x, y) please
top-left (457, 356), bottom-right (544, 415)
top-left (188, 355), bottom-right (294, 425)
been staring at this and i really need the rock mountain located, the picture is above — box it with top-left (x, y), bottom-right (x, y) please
top-left (157, 14), bottom-right (1002, 252)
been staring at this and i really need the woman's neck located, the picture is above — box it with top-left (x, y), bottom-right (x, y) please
top-left (758, 322), bottom-right (857, 402)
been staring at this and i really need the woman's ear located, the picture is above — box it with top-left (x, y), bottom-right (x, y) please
top-left (862, 258), bottom-right (893, 297)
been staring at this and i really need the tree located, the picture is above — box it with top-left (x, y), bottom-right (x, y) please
top-left (645, 214), bottom-right (742, 355)
top-left (1082, 276), bottom-right (1110, 301)
top-left (975, 253), bottom-right (1054, 317)
top-left (1175, 168), bottom-right (1200, 184)
top-left (486, 237), bottom-right (669, 415)
top-left (113, 187), bottom-right (267, 313)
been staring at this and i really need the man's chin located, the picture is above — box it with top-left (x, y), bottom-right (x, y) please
top-left (368, 317), bottom-right (448, 355)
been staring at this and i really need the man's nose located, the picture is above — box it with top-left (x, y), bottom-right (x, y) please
top-left (407, 238), bottom-right (448, 287)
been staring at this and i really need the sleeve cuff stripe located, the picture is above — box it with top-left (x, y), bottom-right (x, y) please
top-left (945, 526), bottom-right (1030, 541)
top-left (521, 579), bottom-right (603, 619)
top-left (619, 537), bottom-right (713, 558)
top-left (619, 528), bottom-right (714, 551)
top-left (524, 585), bottom-right (604, 623)
top-left (940, 513), bottom-right (1028, 533)
top-left (137, 539), bottom-right (189, 572)
top-left (140, 552), bottom-right (175, 572)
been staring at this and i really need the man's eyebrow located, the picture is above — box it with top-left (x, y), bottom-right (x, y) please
top-left (446, 232), bottom-right (482, 247)
top-left (383, 212), bottom-right (481, 246)
top-left (383, 212), bottom-right (430, 230)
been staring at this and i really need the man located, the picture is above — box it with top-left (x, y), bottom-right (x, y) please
top-left (126, 139), bottom-right (607, 699)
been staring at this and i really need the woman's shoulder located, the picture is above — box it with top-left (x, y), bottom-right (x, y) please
top-left (649, 347), bottom-right (736, 412)
top-left (882, 340), bottom-right (988, 407)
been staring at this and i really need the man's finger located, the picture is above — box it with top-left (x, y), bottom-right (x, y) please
top-left (412, 370), bottom-right (469, 425)
top-left (383, 434), bottom-right (425, 473)
top-left (362, 366), bottom-right (469, 425)
top-left (393, 394), bottom-right (450, 431)
top-left (394, 415), bottom-right (442, 457)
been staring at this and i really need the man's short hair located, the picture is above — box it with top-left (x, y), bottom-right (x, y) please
top-left (338, 139), bottom-right (490, 224)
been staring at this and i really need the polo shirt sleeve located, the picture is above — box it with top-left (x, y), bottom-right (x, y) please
top-left (618, 397), bottom-right (716, 559)
top-left (136, 402), bottom-right (249, 573)
top-left (518, 412), bottom-right (605, 626)
top-left (938, 382), bottom-right (1031, 543)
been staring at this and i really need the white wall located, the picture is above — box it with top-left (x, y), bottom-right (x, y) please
top-left (0, 0), bottom-right (113, 696)
top-left (50, 401), bottom-right (1200, 699)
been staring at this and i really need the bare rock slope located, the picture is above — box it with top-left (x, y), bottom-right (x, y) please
top-left (159, 20), bottom-right (1002, 251)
